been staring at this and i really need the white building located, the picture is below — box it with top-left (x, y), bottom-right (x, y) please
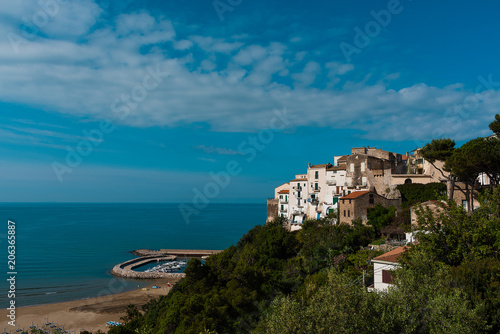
top-left (306, 163), bottom-right (331, 220)
top-left (277, 189), bottom-right (289, 218)
top-left (288, 174), bottom-right (308, 224)
top-left (324, 165), bottom-right (347, 216)
top-left (371, 246), bottom-right (407, 292)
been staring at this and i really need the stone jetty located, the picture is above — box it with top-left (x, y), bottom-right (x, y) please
top-left (111, 255), bottom-right (185, 279)
top-left (111, 249), bottom-right (223, 279)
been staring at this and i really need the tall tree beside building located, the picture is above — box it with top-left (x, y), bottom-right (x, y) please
top-left (420, 138), bottom-right (456, 199)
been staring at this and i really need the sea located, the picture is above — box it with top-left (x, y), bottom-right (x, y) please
top-left (0, 203), bottom-right (265, 307)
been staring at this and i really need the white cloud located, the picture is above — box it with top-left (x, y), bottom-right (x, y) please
top-left (190, 36), bottom-right (243, 54)
top-left (233, 45), bottom-right (268, 65)
top-left (173, 39), bottom-right (193, 50)
top-left (195, 145), bottom-right (242, 155)
top-left (0, 0), bottom-right (103, 41)
top-left (292, 61), bottom-right (321, 86)
top-left (0, 1), bottom-right (498, 143)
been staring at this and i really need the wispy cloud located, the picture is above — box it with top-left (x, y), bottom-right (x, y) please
top-left (195, 145), bottom-right (242, 155)
top-left (198, 157), bottom-right (217, 163)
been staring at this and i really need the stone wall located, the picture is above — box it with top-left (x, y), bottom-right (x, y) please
top-left (267, 198), bottom-right (278, 222)
top-left (339, 192), bottom-right (402, 225)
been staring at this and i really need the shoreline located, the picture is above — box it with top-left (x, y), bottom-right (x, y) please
top-left (4, 278), bottom-right (181, 332)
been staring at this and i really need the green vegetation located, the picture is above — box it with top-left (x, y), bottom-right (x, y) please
top-left (109, 217), bottom-right (385, 334)
top-left (259, 188), bottom-right (500, 334)
top-left (109, 194), bottom-right (500, 333)
top-left (108, 193), bottom-right (500, 334)
top-left (109, 115), bottom-right (500, 334)
top-left (397, 183), bottom-right (447, 208)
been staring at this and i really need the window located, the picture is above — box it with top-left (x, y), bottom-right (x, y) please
top-left (315, 171), bottom-right (319, 179)
top-left (350, 163), bottom-right (354, 172)
top-left (298, 199), bottom-right (301, 206)
top-left (279, 195), bottom-right (282, 199)
top-left (281, 205), bottom-right (284, 210)
top-left (348, 210), bottom-right (350, 217)
top-left (349, 199), bottom-right (351, 204)
top-left (361, 162), bottom-right (366, 172)
top-left (362, 177), bottom-right (367, 186)
top-left (369, 193), bottom-right (374, 204)
top-left (285, 195), bottom-right (288, 201)
top-left (315, 183), bottom-right (319, 190)
top-left (333, 197), bottom-right (338, 204)
top-left (382, 270), bottom-right (395, 284)
top-left (343, 210), bottom-right (346, 217)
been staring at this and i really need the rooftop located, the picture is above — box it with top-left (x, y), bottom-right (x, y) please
top-left (278, 189), bottom-right (289, 194)
top-left (372, 246), bottom-right (408, 263)
top-left (327, 166), bottom-right (346, 171)
top-left (309, 163), bottom-right (333, 169)
top-left (337, 155), bottom-right (349, 162)
top-left (340, 190), bottom-right (371, 199)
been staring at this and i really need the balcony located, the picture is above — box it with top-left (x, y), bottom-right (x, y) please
top-left (280, 200), bottom-right (288, 204)
top-left (280, 208), bottom-right (287, 212)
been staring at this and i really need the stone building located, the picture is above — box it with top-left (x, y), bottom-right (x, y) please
top-left (345, 147), bottom-right (405, 199)
top-left (450, 181), bottom-right (481, 212)
top-left (266, 198), bottom-right (278, 222)
top-left (391, 148), bottom-right (449, 186)
top-left (338, 190), bottom-right (401, 225)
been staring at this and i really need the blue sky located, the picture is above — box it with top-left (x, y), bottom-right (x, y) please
top-left (1, 0), bottom-right (500, 202)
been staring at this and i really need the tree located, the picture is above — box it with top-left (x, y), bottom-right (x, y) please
top-left (366, 203), bottom-right (396, 232)
top-left (121, 304), bottom-right (142, 323)
top-left (489, 113), bottom-right (500, 136)
top-left (420, 138), bottom-right (456, 199)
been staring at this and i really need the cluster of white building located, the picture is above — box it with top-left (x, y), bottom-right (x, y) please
top-left (267, 146), bottom-right (452, 228)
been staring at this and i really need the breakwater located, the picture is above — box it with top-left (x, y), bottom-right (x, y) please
top-left (111, 249), bottom-right (223, 279)
top-left (111, 255), bottom-right (185, 279)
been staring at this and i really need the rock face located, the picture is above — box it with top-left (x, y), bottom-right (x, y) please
top-left (111, 255), bottom-right (186, 279)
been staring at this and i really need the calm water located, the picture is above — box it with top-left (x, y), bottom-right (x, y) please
top-left (0, 203), bottom-right (265, 307)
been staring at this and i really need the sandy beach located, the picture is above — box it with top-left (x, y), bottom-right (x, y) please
top-left (1, 279), bottom-right (180, 333)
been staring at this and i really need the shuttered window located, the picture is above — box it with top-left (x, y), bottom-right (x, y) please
top-left (382, 270), bottom-right (395, 284)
